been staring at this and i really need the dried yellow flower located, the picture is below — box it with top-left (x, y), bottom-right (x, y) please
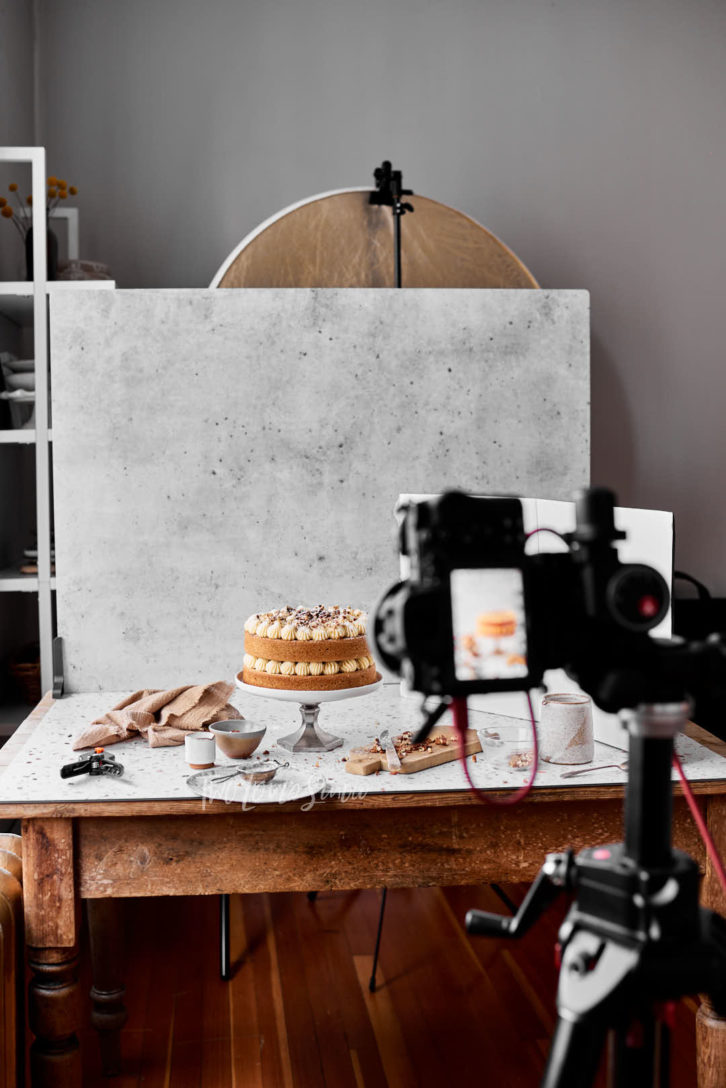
top-left (26, 195), bottom-right (32, 205)
top-left (47, 188), bottom-right (58, 199)
top-left (59, 191), bottom-right (68, 199)
top-left (47, 176), bottom-right (57, 185)
top-left (57, 179), bottom-right (67, 189)
top-left (1, 206), bottom-right (13, 218)
top-left (0, 197), bottom-right (5, 207)
top-left (69, 186), bottom-right (78, 196)
top-left (8, 183), bottom-right (17, 192)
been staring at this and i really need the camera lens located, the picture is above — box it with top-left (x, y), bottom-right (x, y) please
top-left (606, 565), bottom-right (669, 632)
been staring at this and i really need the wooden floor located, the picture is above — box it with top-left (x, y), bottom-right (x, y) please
top-left (73, 885), bottom-right (698, 1087)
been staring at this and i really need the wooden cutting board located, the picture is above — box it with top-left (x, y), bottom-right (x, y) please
top-left (345, 725), bottom-right (481, 776)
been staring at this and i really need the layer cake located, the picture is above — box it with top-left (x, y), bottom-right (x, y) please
top-left (242, 605), bottom-right (379, 691)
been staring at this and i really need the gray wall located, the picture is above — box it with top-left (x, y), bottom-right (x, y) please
top-left (17, 1), bottom-right (726, 590)
top-left (0, 0), bottom-right (35, 282)
top-left (0, 1), bottom-right (34, 145)
top-left (0, 0), bottom-right (36, 682)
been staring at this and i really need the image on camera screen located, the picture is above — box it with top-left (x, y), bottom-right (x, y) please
top-left (450, 568), bottom-right (528, 682)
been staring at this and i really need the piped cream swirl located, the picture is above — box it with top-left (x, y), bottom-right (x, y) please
top-left (245, 655), bottom-right (372, 675)
top-left (244, 605), bottom-right (367, 640)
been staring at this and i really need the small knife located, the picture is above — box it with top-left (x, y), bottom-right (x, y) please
top-left (379, 729), bottom-right (402, 771)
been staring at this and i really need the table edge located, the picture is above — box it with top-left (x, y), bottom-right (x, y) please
top-left (3, 695), bottom-right (726, 817)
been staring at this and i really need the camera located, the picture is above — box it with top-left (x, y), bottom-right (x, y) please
top-left (373, 488), bottom-right (675, 713)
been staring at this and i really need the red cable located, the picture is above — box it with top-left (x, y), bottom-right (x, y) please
top-left (451, 681), bottom-right (726, 897)
top-left (525, 527), bottom-right (567, 546)
top-left (672, 750), bottom-right (726, 898)
top-left (452, 691), bottom-right (538, 805)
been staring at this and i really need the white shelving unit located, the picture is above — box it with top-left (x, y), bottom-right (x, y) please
top-left (0, 147), bottom-right (114, 697)
top-left (0, 147), bottom-right (51, 698)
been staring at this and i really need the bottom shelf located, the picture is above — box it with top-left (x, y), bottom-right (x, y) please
top-left (0, 430), bottom-right (53, 443)
top-left (0, 565), bottom-right (56, 592)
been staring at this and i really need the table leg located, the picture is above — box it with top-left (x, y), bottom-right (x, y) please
top-left (22, 817), bottom-right (82, 1088)
top-left (27, 946), bottom-right (82, 1087)
top-left (697, 795), bottom-right (726, 1088)
top-left (87, 897), bottom-right (128, 1075)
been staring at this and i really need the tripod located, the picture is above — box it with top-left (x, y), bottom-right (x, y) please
top-left (466, 702), bottom-right (726, 1087)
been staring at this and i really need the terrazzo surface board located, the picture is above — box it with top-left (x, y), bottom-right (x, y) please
top-left (51, 288), bottom-right (589, 691)
top-left (0, 684), bottom-right (721, 805)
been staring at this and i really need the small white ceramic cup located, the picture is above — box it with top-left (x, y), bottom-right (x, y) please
top-left (540, 692), bottom-right (594, 764)
top-left (185, 731), bottom-right (216, 769)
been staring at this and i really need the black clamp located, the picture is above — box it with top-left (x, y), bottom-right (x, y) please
top-left (369, 160), bottom-right (414, 215)
top-left (61, 747), bottom-right (124, 778)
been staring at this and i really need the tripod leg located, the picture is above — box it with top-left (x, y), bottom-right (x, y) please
top-left (219, 894), bottom-right (230, 981)
top-left (541, 1013), bottom-right (609, 1088)
top-left (609, 1012), bottom-right (669, 1088)
top-left (369, 888), bottom-right (388, 993)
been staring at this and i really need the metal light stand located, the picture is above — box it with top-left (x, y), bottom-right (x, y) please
top-left (466, 701), bottom-right (726, 1087)
top-left (369, 160), bottom-right (414, 288)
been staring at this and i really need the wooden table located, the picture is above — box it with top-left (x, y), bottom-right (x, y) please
top-left (2, 696), bottom-right (726, 1087)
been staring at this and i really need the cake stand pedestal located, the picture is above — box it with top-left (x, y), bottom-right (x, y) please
top-left (235, 673), bottom-right (383, 753)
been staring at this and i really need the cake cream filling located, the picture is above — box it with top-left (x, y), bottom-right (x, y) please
top-left (244, 605), bottom-right (366, 640)
top-left (243, 653), bottom-right (374, 677)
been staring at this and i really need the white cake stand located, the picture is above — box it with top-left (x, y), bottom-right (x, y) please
top-left (235, 671), bottom-right (383, 752)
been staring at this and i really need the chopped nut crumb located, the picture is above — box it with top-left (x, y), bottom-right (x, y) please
top-left (363, 728), bottom-right (454, 761)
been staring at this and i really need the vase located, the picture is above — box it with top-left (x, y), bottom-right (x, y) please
top-left (25, 227), bottom-right (58, 281)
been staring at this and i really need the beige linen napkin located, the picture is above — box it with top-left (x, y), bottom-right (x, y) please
top-left (73, 681), bottom-right (242, 750)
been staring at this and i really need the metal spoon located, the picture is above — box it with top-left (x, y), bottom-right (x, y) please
top-left (560, 760), bottom-right (628, 779)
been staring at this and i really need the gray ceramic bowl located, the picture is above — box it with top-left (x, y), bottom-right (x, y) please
top-left (209, 719), bottom-right (266, 759)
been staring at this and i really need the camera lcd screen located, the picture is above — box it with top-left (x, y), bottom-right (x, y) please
top-left (450, 568), bottom-right (528, 682)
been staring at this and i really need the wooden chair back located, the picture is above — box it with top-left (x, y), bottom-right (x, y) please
top-left (0, 833), bottom-right (23, 1088)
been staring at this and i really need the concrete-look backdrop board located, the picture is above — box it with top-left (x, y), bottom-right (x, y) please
top-left (50, 288), bottom-right (589, 691)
